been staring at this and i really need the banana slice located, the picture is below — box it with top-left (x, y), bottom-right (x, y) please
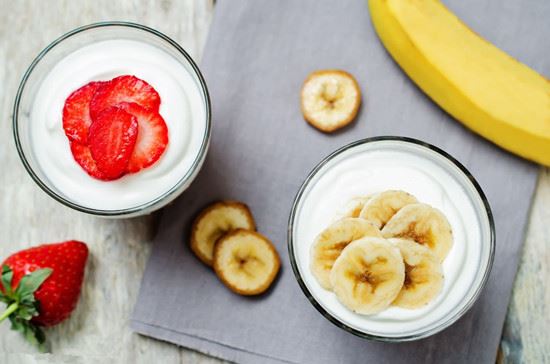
top-left (330, 237), bottom-right (405, 315)
top-left (341, 195), bottom-right (373, 218)
top-left (389, 238), bottom-right (443, 309)
top-left (382, 203), bottom-right (453, 262)
top-left (213, 229), bottom-right (280, 295)
top-left (191, 201), bottom-right (256, 266)
top-left (310, 218), bottom-right (382, 290)
top-left (359, 190), bottom-right (418, 229)
top-left (301, 70), bottom-right (361, 133)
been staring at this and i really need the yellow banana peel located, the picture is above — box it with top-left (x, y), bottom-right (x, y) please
top-left (369, 0), bottom-right (550, 166)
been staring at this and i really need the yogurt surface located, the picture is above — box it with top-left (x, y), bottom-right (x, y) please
top-left (30, 39), bottom-right (207, 210)
top-left (290, 139), bottom-right (493, 338)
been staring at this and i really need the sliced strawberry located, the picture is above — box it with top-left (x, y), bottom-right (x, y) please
top-left (117, 102), bottom-right (169, 173)
top-left (88, 107), bottom-right (139, 180)
top-left (70, 142), bottom-right (108, 180)
top-left (62, 81), bottom-right (105, 144)
top-left (89, 75), bottom-right (161, 120)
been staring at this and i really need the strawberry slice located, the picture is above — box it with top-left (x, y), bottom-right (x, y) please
top-left (117, 102), bottom-right (169, 173)
top-left (89, 75), bottom-right (161, 120)
top-left (88, 107), bottom-right (139, 180)
top-left (62, 81), bottom-right (105, 144)
top-left (70, 142), bottom-right (108, 180)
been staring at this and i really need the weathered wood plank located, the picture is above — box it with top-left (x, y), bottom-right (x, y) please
top-left (499, 168), bottom-right (550, 364)
top-left (0, 1), bottom-right (221, 363)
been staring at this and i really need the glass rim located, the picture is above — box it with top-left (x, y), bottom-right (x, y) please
top-left (287, 136), bottom-right (496, 342)
top-left (12, 21), bottom-right (212, 217)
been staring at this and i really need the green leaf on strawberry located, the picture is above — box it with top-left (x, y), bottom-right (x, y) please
top-left (0, 265), bottom-right (52, 351)
top-left (15, 268), bottom-right (53, 303)
top-left (9, 315), bottom-right (47, 351)
top-left (1, 265), bottom-right (13, 296)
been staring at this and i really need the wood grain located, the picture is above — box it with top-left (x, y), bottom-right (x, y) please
top-left (0, 1), bottom-right (222, 363)
top-left (0, 1), bottom-right (546, 363)
top-left (498, 168), bottom-right (550, 364)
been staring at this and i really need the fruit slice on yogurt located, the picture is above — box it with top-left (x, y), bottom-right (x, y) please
top-left (389, 238), bottom-right (443, 309)
top-left (70, 142), bottom-right (107, 180)
top-left (88, 106), bottom-right (139, 180)
top-left (329, 237), bottom-right (405, 315)
top-left (117, 102), bottom-right (169, 173)
top-left (310, 218), bottom-right (382, 290)
top-left (89, 75), bottom-right (161, 119)
top-left (62, 81), bottom-right (106, 144)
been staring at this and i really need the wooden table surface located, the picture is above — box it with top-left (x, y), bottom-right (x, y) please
top-left (0, 1), bottom-right (547, 363)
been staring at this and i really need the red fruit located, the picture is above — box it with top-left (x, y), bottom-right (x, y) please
top-left (88, 107), bottom-right (139, 180)
top-left (118, 102), bottom-right (169, 173)
top-left (0, 241), bottom-right (88, 348)
top-left (62, 81), bottom-right (105, 144)
top-left (89, 75), bottom-right (161, 120)
top-left (70, 142), bottom-right (108, 180)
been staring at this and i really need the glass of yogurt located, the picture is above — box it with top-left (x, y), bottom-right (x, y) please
top-left (13, 22), bottom-right (211, 217)
top-left (288, 136), bottom-right (495, 341)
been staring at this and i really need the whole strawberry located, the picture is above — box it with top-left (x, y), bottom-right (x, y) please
top-left (0, 240), bottom-right (88, 350)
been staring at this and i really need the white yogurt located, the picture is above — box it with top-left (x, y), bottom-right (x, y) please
top-left (29, 39), bottom-right (207, 211)
top-left (291, 139), bottom-right (493, 338)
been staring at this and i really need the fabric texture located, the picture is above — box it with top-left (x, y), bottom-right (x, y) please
top-left (132, 1), bottom-right (549, 363)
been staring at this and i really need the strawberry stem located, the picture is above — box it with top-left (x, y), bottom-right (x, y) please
top-left (0, 302), bottom-right (19, 323)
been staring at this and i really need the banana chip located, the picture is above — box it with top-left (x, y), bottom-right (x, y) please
top-left (301, 70), bottom-right (361, 133)
top-left (330, 237), bottom-right (405, 315)
top-left (382, 203), bottom-right (453, 262)
top-left (390, 239), bottom-right (443, 309)
top-left (310, 218), bottom-right (382, 290)
top-left (214, 229), bottom-right (280, 295)
top-left (191, 201), bottom-right (256, 266)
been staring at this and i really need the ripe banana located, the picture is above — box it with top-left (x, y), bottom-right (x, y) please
top-left (310, 218), bottom-right (382, 290)
top-left (369, 0), bottom-right (550, 166)
top-left (382, 203), bottom-right (453, 262)
top-left (301, 70), bottom-right (361, 133)
top-left (213, 229), bottom-right (280, 295)
top-left (191, 201), bottom-right (256, 266)
top-left (330, 237), bottom-right (405, 315)
top-left (359, 190), bottom-right (417, 229)
top-left (389, 238), bottom-right (443, 309)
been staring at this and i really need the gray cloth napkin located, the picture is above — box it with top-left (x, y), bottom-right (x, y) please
top-left (131, 1), bottom-right (549, 363)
